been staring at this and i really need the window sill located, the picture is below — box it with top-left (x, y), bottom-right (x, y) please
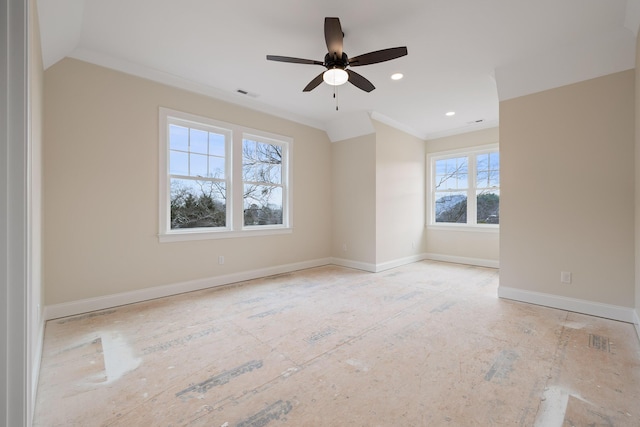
top-left (159, 226), bottom-right (292, 243)
top-left (427, 224), bottom-right (499, 233)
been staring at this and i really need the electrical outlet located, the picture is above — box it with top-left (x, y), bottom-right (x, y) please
top-left (342, 243), bottom-right (347, 252)
top-left (560, 271), bottom-right (572, 284)
top-left (218, 256), bottom-right (225, 265)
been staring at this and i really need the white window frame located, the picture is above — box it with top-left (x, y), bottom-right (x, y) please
top-left (426, 143), bottom-right (499, 232)
top-left (159, 108), bottom-right (292, 242)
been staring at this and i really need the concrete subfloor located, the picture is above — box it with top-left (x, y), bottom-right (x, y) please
top-left (34, 261), bottom-right (640, 426)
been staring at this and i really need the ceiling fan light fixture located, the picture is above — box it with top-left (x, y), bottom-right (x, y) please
top-left (323, 68), bottom-right (349, 86)
top-left (266, 17), bottom-right (407, 93)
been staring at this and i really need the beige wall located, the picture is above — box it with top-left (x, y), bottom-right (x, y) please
top-left (500, 70), bottom-right (635, 308)
top-left (425, 127), bottom-right (500, 265)
top-left (330, 121), bottom-right (427, 269)
top-left (44, 59), bottom-right (332, 305)
top-left (374, 120), bottom-right (426, 264)
top-left (331, 133), bottom-right (377, 265)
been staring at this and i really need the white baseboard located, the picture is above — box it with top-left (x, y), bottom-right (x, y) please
top-left (332, 253), bottom-right (497, 273)
top-left (634, 309), bottom-right (640, 343)
top-left (329, 257), bottom-right (377, 272)
top-left (424, 253), bottom-right (499, 269)
top-left (44, 258), bottom-right (332, 320)
top-left (374, 254), bottom-right (429, 272)
top-left (330, 253), bottom-right (428, 273)
top-left (498, 286), bottom-right (636, 323)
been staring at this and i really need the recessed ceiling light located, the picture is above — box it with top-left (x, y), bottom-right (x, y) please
top-left (391, 73), bottom-right (404, 80)
top-left (446, 111), bottom-right (456, 116)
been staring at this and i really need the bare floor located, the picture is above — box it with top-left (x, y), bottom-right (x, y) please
top-left (35, 261), bottom-right (640, 426)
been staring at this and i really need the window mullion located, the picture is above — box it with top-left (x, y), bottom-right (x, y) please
top-left (231, 133), bottom-right (243, 230)
top-left (467, 154), bottom-right (477, 225)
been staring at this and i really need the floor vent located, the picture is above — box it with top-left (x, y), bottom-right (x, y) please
top-left (588, 334), bottom-right (611, 352)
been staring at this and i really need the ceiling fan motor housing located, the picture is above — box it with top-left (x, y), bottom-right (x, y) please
top-left (325, 52), bottom-right (349, 70)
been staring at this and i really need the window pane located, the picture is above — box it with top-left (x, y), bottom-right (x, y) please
top-left (438, 175), bottom-right (456, 190)
top-left (243, 140), bottom-right (257, 180)
top-left (170, 151), bottom-right (188, 175)
top-left (190, 129), bottom-right (208, 154)
top-left (435, 156), bottom-right (467, 190)
top-left (435, 191), bottom-right (467, 223)
top-left (242, 139), bottom-right (282, 185)
top-left (169, 125), bottom-right (189, 151)
top-left (247, 163), bottom-right (282, 184)
top-left (489, 152), bottom-right (500, 168)
top-left (457, 158), bottom-right (468, 173)
top-left (268, 164), bottom-right (282, 184)
top-left (477, 170), bottom-right (489, 187)
top-left (489, 170), bottom-right (500, 187)
top-left (242, 162), bottom-right (256, 181)
top-left (170, 178), bottom-right (226, 229)
top-left (190, 153), bottom-right (208, 177)
top-left (209, 133), bottom-right (225, 157)
top-left (477, 190), bottom-right (499, 224)
top-left (243, 185), bottom-right (283, 226)
top-left (259, 142), bottom-right (282, 162)
top-left (443, 159), bottom-right (456, 173)
top-left (457, 173), bottom-right (468, 189)
top-left (477, 153), bottom-right (489, 171)
top-left (208, 156), bottom-right (225, 178)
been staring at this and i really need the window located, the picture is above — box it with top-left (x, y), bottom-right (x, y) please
top-left (159, 108), bottom-right (291, 242)
top-left (428, 144), bottom-right (499, 228)
top-left (168, 120), bottom-right (230, 230)
top-left (242, 136), bottom-right (284, 226)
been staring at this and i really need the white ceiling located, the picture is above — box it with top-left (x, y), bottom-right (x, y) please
top-left (38, 0), bottom-right (640, 140)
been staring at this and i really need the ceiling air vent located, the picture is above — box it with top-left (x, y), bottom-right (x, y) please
top-left (236, 89), bottom-right (259, 98)
top-left (467, 119), bottom-right (484, 125)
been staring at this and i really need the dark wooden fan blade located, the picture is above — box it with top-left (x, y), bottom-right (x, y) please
top-left (349, 47), bottom-right (408, 67)
top-left (303, 72), bottom-right (325, 92)
top-left (324, 17), bottom-right (343, 59)
top-left (267, 55), bottom-right (324, 66)
top-left (346, 69), bottom-right (375, 92)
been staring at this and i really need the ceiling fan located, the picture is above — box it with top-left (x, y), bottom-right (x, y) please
top-left (267, 17), bottom-right (408, 93)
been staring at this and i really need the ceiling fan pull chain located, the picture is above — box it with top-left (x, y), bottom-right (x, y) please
top-left (334, 85), bottom-right (339, 111)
